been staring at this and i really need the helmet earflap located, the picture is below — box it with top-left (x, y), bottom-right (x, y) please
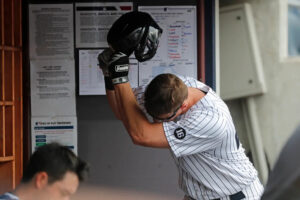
top-left (135, 25), bottom-right (162, 62)
top-left (134, 26), bottom-right (150, 61)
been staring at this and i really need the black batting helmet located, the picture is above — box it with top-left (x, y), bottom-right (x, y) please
top-left (107, 11), bottom-right (163, 62)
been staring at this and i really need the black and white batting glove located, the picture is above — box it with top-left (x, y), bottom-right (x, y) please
top-left (108, 52), bottom-right (129, 85)
top-left (98, 48), bottom-right (115, 90)
top-left (98, 48), bottom-right (114, 77)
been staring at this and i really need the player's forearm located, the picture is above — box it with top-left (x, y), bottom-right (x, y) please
top-left (114, 83), bottom-right (149, 143)
top-left (103, 51), bottom-right (166, 146)
top-left (106, 89), bottom-right (122, 120)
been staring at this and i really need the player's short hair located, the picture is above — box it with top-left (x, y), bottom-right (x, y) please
top-left (144, 73), bottom-right (188, 118)
top-left (22, 143), bottom-right (89, 184)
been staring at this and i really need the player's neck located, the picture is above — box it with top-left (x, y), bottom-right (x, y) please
top-left (186, 87), bottom-right (206, 108)
top-left (14, 182), bottom-right (37, 200)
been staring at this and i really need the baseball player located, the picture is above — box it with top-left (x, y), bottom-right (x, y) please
top-left (98, 11), bottom-right (264, 200)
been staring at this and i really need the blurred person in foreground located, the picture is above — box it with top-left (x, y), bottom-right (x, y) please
top-left (0, 143), bottom-right (89, 200)
top-left (261, 125), bottom-right (300, 200)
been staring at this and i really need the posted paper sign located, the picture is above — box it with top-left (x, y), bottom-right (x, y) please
top-left (30, 59), bottom-right (76, 116)
top-left (31, 116), bottom-right (78, 154)
top-left (29, 4), bottom-right (74, 59)
top-left (138, 6), bottom-right (198, 85)
top-left (79, 49), bottom-right (138, 95)
top-left (75, 2), bottom-right (133, 48)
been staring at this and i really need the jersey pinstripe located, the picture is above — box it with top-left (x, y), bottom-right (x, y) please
top-left (134, 76), bottom-right (262, 200)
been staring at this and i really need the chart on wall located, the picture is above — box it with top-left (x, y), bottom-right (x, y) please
top-left (29, 4), bottom-right (74, 60)
top-left (30, 59), bottom-right (76, 116)
top-left (138, 6), bottom-right (197, 86)
top-left (29, 3), bottom-right (78, 154)
top-left (79, 49), bottom-right (138, 95)
top-left (31, 116), bottom-right (78, 154)
top-left (75, 2), bottom-right (133, 48)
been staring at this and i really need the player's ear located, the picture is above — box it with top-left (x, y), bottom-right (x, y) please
top-left (181, 101), bottom-right (188, 112)
top-left (35, 171), bottom-right (49, 189)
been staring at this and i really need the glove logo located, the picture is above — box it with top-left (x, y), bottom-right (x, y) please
top-left (115, 64), bottom-right (129, 72)
top-left (174, 127), bottom-right (186, 140)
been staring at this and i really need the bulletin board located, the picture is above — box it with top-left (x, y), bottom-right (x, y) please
top-left (25, 0), bottom-right (216, 158)
top-left (74, 3), bottom-right (199, 95)
top-left (27, 0), bottom-right (215, 96)
top-left (24, 0), bottom-right (217, 196)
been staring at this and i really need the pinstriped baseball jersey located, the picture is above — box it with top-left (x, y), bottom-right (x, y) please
top-left (134, 76), bottom-right (262, 200)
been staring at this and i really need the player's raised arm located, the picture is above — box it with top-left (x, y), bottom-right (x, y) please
top-left (98, 48), bottom-right (122, 120)
top-left (106, 52), bottom-right (169, 148)
top-left (97, 11), bottom-right (168, 147)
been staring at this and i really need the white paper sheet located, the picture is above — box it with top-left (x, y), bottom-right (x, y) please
top-left (79, 49), bottom-right (138, 95)
top-left (138, 6), bottom-right (198, 85)
top-left (79, 49), bottom-right (105, 95)
top-left (75, 2), bottom-right (133, 48)
top-left (29, 4), bottom-right (74, 60)
top-left (30, 59), bottom-right (76, 116)
top-left (31, 116), bottom-right (78, 154)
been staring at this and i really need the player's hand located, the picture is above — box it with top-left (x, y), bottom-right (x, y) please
top-left (98, 48), bottom-right (114, 77)
top-left (108, 52), bottom-right (129, 84)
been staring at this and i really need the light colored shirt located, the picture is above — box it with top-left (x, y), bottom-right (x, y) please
top-left (134, 76), bottom-right (260, 200)
top-left (0, 193), bottom-right (19, 200)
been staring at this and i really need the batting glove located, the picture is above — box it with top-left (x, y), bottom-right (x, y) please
top-left (108, 52), bottom-right (129, 85)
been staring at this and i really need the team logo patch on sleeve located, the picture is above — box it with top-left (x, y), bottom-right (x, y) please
top-left (174, 127), bottom-right (186, 140)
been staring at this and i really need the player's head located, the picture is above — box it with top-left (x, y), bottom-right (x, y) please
top-left (21, 143), bottom-right (89, 200)
top-left (107, 11), bottom-right (162, 62)
top-left (144, 73), bottom-right (188, 121)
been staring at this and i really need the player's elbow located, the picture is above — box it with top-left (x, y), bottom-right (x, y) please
top-left (130, 130), bottom-right (150, 146)
top-left (115, 113), bottom-right (122, 121)
top-left (132, 138), bottom-right (149, 147)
